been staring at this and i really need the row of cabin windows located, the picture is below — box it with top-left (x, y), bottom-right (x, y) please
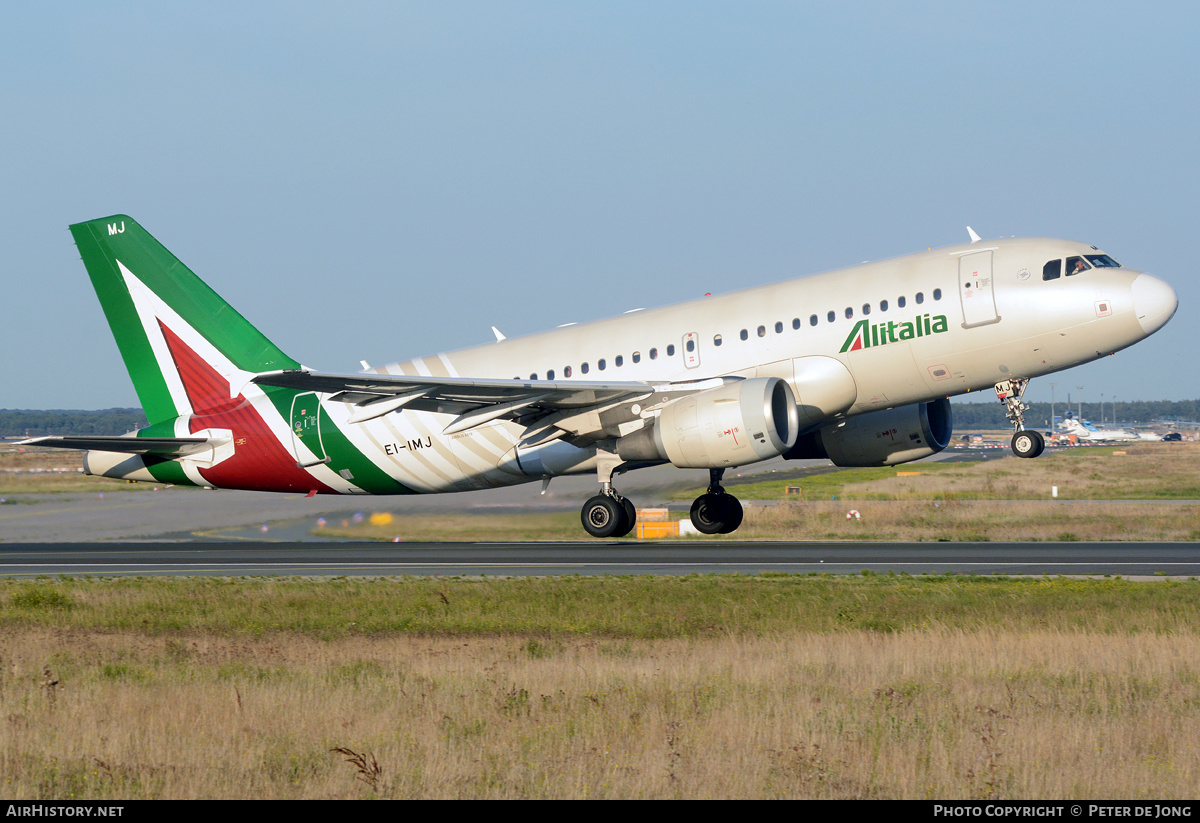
top-left (521, 288), bottom-right (943, 379)
top-left (715, 289), bottom-right (942, 345)
top-left (528, 344), bottom-right (678, 380)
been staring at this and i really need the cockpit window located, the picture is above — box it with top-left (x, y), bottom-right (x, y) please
top-left (1065, 256), bottom-right (1091, 276)
top-left (1043, 259), bottom-right (1062, 281)
top-left (1086, 254), bottom-right (1121, 268)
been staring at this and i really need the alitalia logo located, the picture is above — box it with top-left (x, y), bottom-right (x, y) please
top-left (840, 313), bottom-right (949, 353)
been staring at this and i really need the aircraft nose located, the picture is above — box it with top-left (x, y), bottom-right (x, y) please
top-left (1131, 273), bottom-right (1178, 335)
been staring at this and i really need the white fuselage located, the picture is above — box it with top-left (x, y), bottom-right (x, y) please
top-left (302, 236), bottom-right (1174, 494)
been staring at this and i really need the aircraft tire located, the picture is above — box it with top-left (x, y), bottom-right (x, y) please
top-left (1011, 430), bottom-right (1045, 459)
top-left (611, 497), bottom-right (637, 538)
top-left (690, 493), bottom-right (735, 535)
top-left (717, 495), bottom-right (744, 534)
top-left (581, 495), bottom-right (627, 538)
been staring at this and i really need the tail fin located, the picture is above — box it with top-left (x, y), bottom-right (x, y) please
top-left (67, 215), bottom-right (347, 494)
top-left (69, 215), bottom-right (299, 425)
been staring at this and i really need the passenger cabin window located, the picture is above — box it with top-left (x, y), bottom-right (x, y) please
top-left (827, 310), bottom-right (836, 323)
top-left (713, 334), bottom-right (723, 346)
top-left (740, 329), bottom-right (749, 341)
top-left (933, 288), bottom-right (942, 301)
top-left (564, 365), bottom-right (572, 377)
top-left (862, 303), bottom-right (871, 316)
top-left (775, 321), bottom-right (783, 333)
top-left (810, 314), bottom-right (818, 326)
top-left (581, 362), bottom-right (589, 374)
top-left (898, 296), bottom-right (906, 308)
top-left (649, 348), bottom-right (658, 359)
top-left (666, 344), bottom-right (675, 356)
top-left (598, 359), bottom-right (606, 371)
top-left (844, 307), bottom-right (853, 319)
top-left (632, 352), bottom-right (641, 364)
top-left (547, 369), bottom-right (555, 380)
top-left (916, 292), bottom-right (924, 304)
top-left (615, 356), bottom-right (623, 367)
top-left (1043, 260), bottom-right (1062, 280)
top-left (880, 299), bottom-right (889, 312)
top-left (792, 318), bottom-right (801, 330)
top-left (757, 325), bottom-right (766, 337)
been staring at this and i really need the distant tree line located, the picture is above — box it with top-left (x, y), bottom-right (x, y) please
top-left (0, 409), bottom-right (148, 438)
top-left (3, 400), bottom-right (1198, 439)
top-left (949, 398), bottom-right (1200, 430)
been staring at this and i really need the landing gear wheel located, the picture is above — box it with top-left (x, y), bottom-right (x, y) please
top-left (718, 496), bottom-right (743, 534)
top-left (690, 493), bottom-right (743, 535)
top-left (1011, 430), bottom-right (1045, 459)
top-left (613, 497), bottom-right (637, 538)
top-left (581, 495), bottom-right (627, 538)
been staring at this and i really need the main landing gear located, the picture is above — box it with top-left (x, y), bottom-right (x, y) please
top-left (580, 493), bottom-right (637, 538)
top-left (579, 459), bottom-right (745, 538)
top-left (580, 451), bottom-right (638, 538)
top-left (995, 378), bottom-right (1045, 459)
top-left (689, 468), bottom-right (743, 535)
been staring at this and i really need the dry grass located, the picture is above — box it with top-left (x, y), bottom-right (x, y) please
top-left (847, 442), bottom-right (1200, 501)
top-left (720, 442), bottom-right (1200, 502)
top-left (735, 499), bottom-right (1200, 542)
top-left (0, 447), bottom-right (142, 494)
top-left (2, 628), bottom-right (1198, 799)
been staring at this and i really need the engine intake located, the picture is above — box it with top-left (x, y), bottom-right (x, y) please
top-left (618, 377), bottom-right (800, 468)
top-left (784, 398), bottom-right (953, 467)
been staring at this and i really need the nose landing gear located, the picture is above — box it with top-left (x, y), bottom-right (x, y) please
top-left (995, 378), bottom-right (1045, 458)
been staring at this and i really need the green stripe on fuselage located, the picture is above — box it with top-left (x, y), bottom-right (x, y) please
top-left (259, 386), bottom-right (416, 495)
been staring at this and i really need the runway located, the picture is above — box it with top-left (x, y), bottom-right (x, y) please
top-left (3, 449), bottom-right (1196, 577)
top-left (1, 540), bottom-right (1198, 578)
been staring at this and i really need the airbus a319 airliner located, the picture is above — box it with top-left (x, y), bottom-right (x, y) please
top-left (25, 216), bottom-right (1177, 537)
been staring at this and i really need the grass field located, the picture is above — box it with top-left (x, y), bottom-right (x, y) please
top-left (2, 575), bottom-right (1200, 799)
top-left (3, 441), bottom-right (1199, 797)
top-left (0, 447), bottom-right (142, 495)
top-left (706, 441), bottom-right (1200, 501)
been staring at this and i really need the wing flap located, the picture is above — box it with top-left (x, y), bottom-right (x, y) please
top-left (252, 369), bottom-right (733, 443)
top-left (253, 369), bottom-right (653, 408)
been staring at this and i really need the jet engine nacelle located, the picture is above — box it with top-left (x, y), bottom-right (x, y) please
top-left (618, 377), bottom-right (800, 469)
top-left (784, 398), bottom-right (953, 467)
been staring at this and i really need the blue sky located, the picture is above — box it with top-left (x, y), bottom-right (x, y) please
top-left (2, 1), bottom-right (1196, 411)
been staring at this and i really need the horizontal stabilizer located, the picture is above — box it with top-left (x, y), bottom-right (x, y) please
top-left (18, 435), bottom-right (214, 457)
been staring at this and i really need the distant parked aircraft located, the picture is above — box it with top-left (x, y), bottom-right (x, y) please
top-left (1058, 413), bottom-right (1162, 442)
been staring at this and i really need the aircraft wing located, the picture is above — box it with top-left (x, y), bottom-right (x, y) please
top-left (17, 435), bottom-right (214, 457)
top-left (253, 369), bottom-right (725, 445)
